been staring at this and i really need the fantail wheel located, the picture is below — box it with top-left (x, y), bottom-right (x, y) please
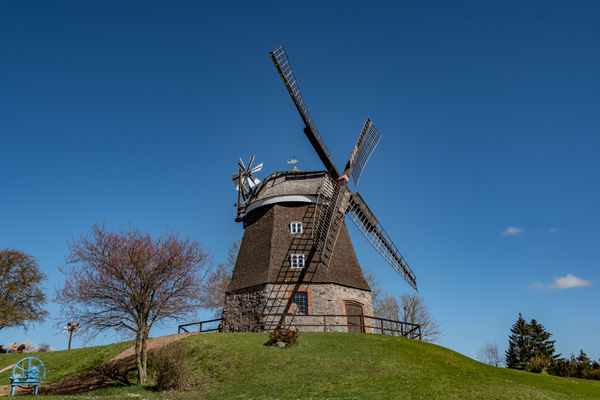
top-left (10, 356), bottom-right (45, 396)
top-left (12, 356), bottom-right (45, 382)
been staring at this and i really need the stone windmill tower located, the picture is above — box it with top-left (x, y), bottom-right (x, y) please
top-left (222, 46), bottom-right (418, 333)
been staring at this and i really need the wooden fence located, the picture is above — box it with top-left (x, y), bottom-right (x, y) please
top-left (178, 314), bottom-right (421, 340)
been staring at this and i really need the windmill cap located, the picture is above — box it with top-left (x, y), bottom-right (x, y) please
top-left (244, 170), bottom-right (330, 216)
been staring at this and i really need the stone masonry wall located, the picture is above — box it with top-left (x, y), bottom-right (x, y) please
top-left (221, 285), bottom-right (268, 332)
top-left (222, 283), bottom-right (375, 333)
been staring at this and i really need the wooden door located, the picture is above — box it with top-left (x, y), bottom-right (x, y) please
top-left (345, 302), bottom-right (364, 333)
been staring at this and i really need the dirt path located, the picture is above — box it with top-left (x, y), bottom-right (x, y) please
top-left (0, 332), bottom-right (199, 396)
top-left (0, 366), bottom-right (14, 375)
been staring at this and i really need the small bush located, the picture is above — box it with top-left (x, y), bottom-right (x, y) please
top-left (150, 341), bottom-right (189, 391)
top-left (525, 355), bottom-right (550, 373)
top-left (38, 343), bottom-right (54, 352)
top-left (23, 341), bottom-right (39, 353)
top-left (266, 328), bottom-right (299, 346)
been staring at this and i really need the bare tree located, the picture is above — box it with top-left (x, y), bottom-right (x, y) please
top-left (56, 224), bottom-right (211, 384)
top-left (478, 342), bottom-right (502, 367)
top-left (374, 293), bottom-right (399, 320)
top-left (400, 293), bottom-right (441, 343)
top-left (375, 293), bottom-right (404, 336)
top-left (365, 272), bottom-right (403, 335)
top-left (0, 249), bottom-right (48, 331)
top-left (363, 270), bottom-right (382, 311)
top-left (202, 240), bottom-right (240, 313)
top-left (365, 272), bottom-right (440, 341)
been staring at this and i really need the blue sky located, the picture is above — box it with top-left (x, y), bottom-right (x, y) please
top-left (1, 1), bottom-right (598, 360)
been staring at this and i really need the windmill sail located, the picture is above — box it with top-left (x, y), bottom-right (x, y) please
top-left (346, 118), bottom-right (382, 186)
top-left (346, 193), bottom-right (418, 290)
top-left (270, 46), bottom-right (340, 178)
top-left (313, 176), bottom-right (351, 262)
top-left (270, 45), bottom-right (418, 292)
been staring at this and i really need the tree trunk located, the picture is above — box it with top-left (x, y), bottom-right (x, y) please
top-left (135, 330), bottom-right (145, 384)
top-left (140, 327), bottom-right (149, 383)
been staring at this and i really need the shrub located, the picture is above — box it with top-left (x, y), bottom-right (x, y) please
top-left (38, 343), bottom-right (54, 352)
top-left (585, 368), bottom-right (600, 381)
top-left (266, 328), bottom-right (299, 346)
top-left (23, 341), bottom-right (39, 353)
top-left (525, 355), bottom-right (551, 373)
top-left (548, 358), bottom-right (574, 377)
top-left (150, 341), bottom-right (189, 391)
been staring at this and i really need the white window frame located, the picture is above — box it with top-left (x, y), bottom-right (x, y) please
top-left (290, 254), bottom-right (305, 269)
top-left (290, 221), bottom-right (303, 234)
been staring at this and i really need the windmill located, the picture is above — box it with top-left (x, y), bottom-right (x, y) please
top-left (221, 46), bottom-right (417, 333)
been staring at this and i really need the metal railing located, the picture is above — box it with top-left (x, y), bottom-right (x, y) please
top-left (178, 314), bottom-right (421, 340)
top-left (178, 318), bottom-right (222, 334)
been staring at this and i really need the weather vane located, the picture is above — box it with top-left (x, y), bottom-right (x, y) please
top-left (287, 155), bottom-right (299, 170)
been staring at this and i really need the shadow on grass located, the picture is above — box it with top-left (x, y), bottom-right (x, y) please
top-left (40, 354), bottom-right (136, 395)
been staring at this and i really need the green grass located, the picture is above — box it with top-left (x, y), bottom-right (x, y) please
top-left (11, 333), bottom-right (600, 399)
top-left (180, 333), bottom-right (600, 400)
top-left (0, 341), bottom-right (131, 384)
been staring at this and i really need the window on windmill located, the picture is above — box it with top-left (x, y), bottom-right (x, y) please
top-left (290, 254), bottom-right (305, 269)
top-left (291, 292), bottom-right (308, 315)
top-left (290, 221), bottom-right (303, 234)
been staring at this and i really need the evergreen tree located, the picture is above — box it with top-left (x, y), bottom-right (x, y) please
top-left (506, 313), bottom-right (531, 369)
top-left (548, 350), bottom-right (600, 380)
top-left (529, 319), bottom-right (558, 362)
top-left (506, 314), bottom-right (558, 371)
top-left (576, 350), bottom-right (592, 377)
top-left (525, 319), bottom-right (555, 371)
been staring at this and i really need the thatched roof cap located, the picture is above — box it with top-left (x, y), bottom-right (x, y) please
top-left (247, 170), bottom-right (326, 204)
top-left (228, 201), bottom-right (370, 293)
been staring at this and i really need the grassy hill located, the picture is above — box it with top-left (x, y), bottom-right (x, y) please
top-left (6, 333), bottom-right (600, 399)
top-left (0, 341), bottom-right (131, 385)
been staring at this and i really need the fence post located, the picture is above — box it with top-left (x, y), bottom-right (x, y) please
top-left (380, 319), bottom-right (384, 335)
top-left (199, 322), bottom-right (203, 332)
top-left (419, 326), bottom-right (422, 340)
top-left (323, 316), bottom-right (327, 332)
top-left (401, 322), bottom-right (404, 337)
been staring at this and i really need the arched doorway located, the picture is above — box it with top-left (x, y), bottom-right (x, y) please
top-left (344, 301), bottom-right (364, 333)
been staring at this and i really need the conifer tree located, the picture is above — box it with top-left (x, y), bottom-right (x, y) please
top-left (506, 314), bottom-right (558, 371)
top-left (506, 313), bottom-right (532, 369)
top-left (576, 350), bottom-right (592, 377)
top-left (529, 319), bottom-right (557, 360)
top-left (526, 319), bottom-right (557, 371)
